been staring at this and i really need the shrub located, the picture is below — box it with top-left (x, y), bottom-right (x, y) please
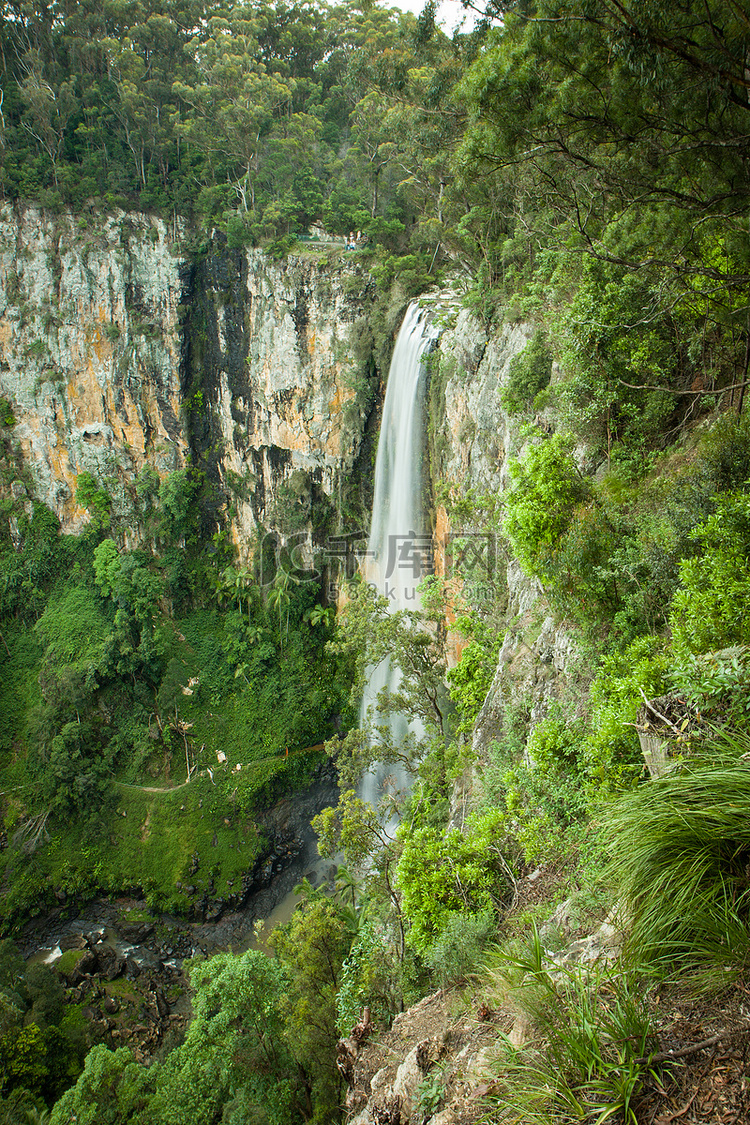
top-left (487, 927), bottom-right (658, 1125)
top-left (425, 907), bottom-right (496, 988)
top-left (398, 808), bottom-right (510, 955)
top-left (669, 646), bottom-right (750, 727)
top-left (583, 635), bottom-right (668, 795)
top-left (500, 328), bottom-right (552, 415)
top-left (335, 920), bottom-right (395, 1036)
top-left (75, 472), bottom-right (111, 530)
top-left (670, 490), bottom-right (750, 655)
top-left (503, 435), bottom-right (590, 581)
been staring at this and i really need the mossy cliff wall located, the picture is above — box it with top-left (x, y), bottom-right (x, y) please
top-left (0, 207), bottom-right (380, 547)
top-left (428, 304), bottom-right (577, 792)
top-left (0, 206), bottom-right (187, 530)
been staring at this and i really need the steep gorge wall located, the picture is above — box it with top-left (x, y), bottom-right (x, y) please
top-left (0, 206), bottom-right (380, 548)
top-left (428, 304), bottom-right (578, 796)
top-left (0, 205), bottom-right (575, 744)
top-left (182, 244), bottom-right (378, 553)
top-left (0, 206), bottom-right (187, 531)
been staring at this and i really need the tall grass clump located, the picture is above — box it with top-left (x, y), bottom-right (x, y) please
top-left (484, 927), bottom-right (658, 1124)
top-left (606, 744), bottom-right (750, 988)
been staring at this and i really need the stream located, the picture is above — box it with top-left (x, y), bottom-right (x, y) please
top-left (22, 774), bottom-right (340, 970)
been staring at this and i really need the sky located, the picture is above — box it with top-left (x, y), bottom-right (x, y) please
top-left (387, 0), bottom-right (480, 35)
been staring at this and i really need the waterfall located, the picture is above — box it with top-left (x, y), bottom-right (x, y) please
top-left (359, 301), bottom-right (436, 809)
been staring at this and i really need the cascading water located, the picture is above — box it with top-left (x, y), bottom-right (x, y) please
top-left (359, 301), bottom-right (437, 809)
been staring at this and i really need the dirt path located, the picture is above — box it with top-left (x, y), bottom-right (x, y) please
top-left (114, 742), bottom-right (327, 796)
top-left (117, 780), bottom-right (193, 794)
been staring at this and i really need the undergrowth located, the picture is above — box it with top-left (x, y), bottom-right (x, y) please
top-left (485, 927), bottom-right (659, 1125)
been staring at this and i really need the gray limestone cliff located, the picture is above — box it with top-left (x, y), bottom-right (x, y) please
top-left (0, 206), bottom-right (380, 549)
top-left (182, 245), bottom-right (381, 553)
top-left (426, 302), bottom-right (578, 814)
top-left (0, 206), bottom-right (187, 531)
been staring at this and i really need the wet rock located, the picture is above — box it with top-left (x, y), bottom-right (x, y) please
top-left (120, 921), bottom-right (155, 943)
top-left (59, 932), bottom-right (88, 953)
top-left (104, 995), bottom-right (120, 1014)
top-left (154, 989), bottom-right (170, 1019)
top-left (71, 948), bottom-right (98, 980)
top-left (97, 945), bottom-right (126, 981)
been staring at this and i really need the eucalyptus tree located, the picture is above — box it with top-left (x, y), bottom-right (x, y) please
top-left (456, 0), bottom-right (750, 393)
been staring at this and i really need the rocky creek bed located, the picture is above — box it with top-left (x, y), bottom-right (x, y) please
top-left (14, 767), bottom-right (340, 1064)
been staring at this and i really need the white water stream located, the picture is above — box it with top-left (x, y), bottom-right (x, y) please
top-left (359, 301), bottom-right (436, 809)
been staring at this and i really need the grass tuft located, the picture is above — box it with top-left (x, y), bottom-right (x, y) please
top-left (483, 926), bottom-right (658, 1124)
top-left (605, 738), bottom-right (750, 988)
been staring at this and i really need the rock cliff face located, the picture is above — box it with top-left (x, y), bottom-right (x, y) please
top-left (0, 203), bottom-right (574, 736)
top-left (429, 303), bottom-right (578, 808)
top-left (182, 245), bottom-right (376, 553)
top-left (0, 205), bottom-right (575, 732)
top-left (0, 206), bottom-right (187, 531)
top-left (0, 206), bottom-right (377, 548)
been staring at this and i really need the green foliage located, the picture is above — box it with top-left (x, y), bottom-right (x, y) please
top-left (75, 473), bottom-right (111, 532)
top-left (34, 584), bottom-right (108, 673)
top-left (424, 907), bottom-right (496, 989)
top-left (500, 328), bottom-right (552, 416)
top-left (51, 950), bottom-right (302, 1125)
top-left (446, 637), bottom-right (498, 734)
top-left (335, 918), bottom-right (396, 1036)
top-left (669, 646), bottom-right (750, 726)
top-left (397, 807), bottom-right (509, 955)
top-left (0, 503), bottom-right (68, 623)
top-left (0, 0), bottom-right (462, 264)
top-left (0, 399), bottom-right (15, 427)
top-left (157, 471), bottom-right (201, 545)
top-left (501, 717), bottom-right (589, 863)
top-left (554, 260), bottom-right (678, 457)
top-left (0, 940), bottom-right (83, 1108)
top-left (503, 436), bottom-right (589, 581)
top-left (325, 579), bottom-right (449, 795)
top-left (669, 490), bottom-right (750, 655)
top-left (149, 950), bottom-right (296, 1125)
top-left (456, 0), bottom-right (750, 418)
top-left (1, 529), bottom-right (349, 923)
top-left (49, 1044), bottom-right (155, 1125)
top-left (487, 928), bottom-right (657, 1125)
top-left (0, 1023), bottom-right (49, 1097)
top-left (270, 884), bottom-right (353, 1122)
top-left (415, 1064), bottom-right (446, 1121)
top-left (474, 701), bottom-right (592, 870)
top-left (605, 744), bottom-right (750, 988)
top-left (582, 636), bottom-right (668, 795)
